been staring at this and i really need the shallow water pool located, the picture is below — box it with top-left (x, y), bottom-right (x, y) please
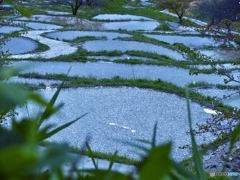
top-left (0, 26), bottom-right (23, 34)
top-left (9, 61), bottom-right (229, 87)
top-left (144, 34), bottom-right (222, 48)
top-left (82, 40), bottom-right (186, 61)
top-left (16, 86), bottom-right (213, 161)
top-left (92, 14), bottom-right (154, 21)
top-left (100, 21), bottom-right (160, 31)
top-left (45, 30), bottom-right (131, 40)
top-left (1, 37), bottom-right (38, 54)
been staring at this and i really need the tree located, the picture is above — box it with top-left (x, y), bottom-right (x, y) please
top-left (154, 0), bottom-right (192, 23)
top-left (52, 0), bottom-right (84, 15)
top-left (197, 0), bottom-right (240, 37)
top-left (67, 0), bottom-right (83, 15)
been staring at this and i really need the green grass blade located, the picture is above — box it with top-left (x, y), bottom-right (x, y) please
top-left (28, 93), bottom-right (47, 106)
top-left (151, 122), bottom-right (158, 149)
top-left (185, 88), bottom-right (206, 180)
top-left (230, 122), bottom-right (240, 146)
top-left (124, 141), bottom-right (150, 153)
top-left (136, 139), bottom-right (151, 145)
top-left (223, 122), bottom-right (240, 171)
top-left (86, 142), bottom-right (98, 170)
top-left (139, 143), bottom-right (172, 180)
top-left (37, 82), bottom-right (64, 128)
top-left (108, 151), bottom-right (118, 171)
top-left (38, 113), bottom-right (87, 141)
top-left (16, 7), bottom-right (31, 18)
top-left (117, 139), bottom-right (150, 153)
top-left (37, 68), bottom-right (72, 127)
top-left (171, 160), bottom-right (196, 179)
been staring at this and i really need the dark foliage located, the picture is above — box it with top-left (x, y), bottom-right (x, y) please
top-left (197, 0), bottom-right (240, 35)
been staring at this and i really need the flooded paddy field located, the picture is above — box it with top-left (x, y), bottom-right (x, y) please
top-left (82, 40), bottom-right (186, 61)
top-left (16, 86), bottom-right (213, 161)
top-left (45, 30), bottom-right (131, 40)
top-left (144, 34), bottom-right (223, 48)
top-left (2, 37), bottom-right (38, 54)
top-left (13, 21), bottom-right (63, 30)
top-left (1, 3), bottom-right (240, 171)
top-left (0, 26), bottom-right (23, 34)
top-left (194, 88), bottom-right (240, 108)
top-left (9, 61), bottom-right (230, 87)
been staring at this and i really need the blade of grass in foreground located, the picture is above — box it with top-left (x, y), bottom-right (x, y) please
top-left (108, 151), bottom-right (118, 171)
top-left (222, 121), bottom-right (240, 171)
top-left (38, 69), bottom-right (71, 127)
top-left (185, 88), bottom-right (206, 180)
top-left (151, 122), bottom-right (157, 149)
top-left (37, 82), bottom-right (64, 128)
top-left (171, 160), bottom-right (196, 179)
top-left (86, 143), bottom-right (98, 170)
top-left (38, 113), bottom-right (88, 141)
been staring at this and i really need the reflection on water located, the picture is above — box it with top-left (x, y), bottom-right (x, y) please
top-left (13, 21), bottom-right (62, 30)
top-left (145, 34), bottom-right (223, 48)
top-left (195, 88), bottom-right (240, 108)
top-left (199, 49), bottom-right (240, 61)
top-left (46, 10), bottom-right (72, 16)
top-left (45, 30), bottom-right (131, 40)
top-left (1, 37), bottom-right (38, 54)
top-left (17, 15), bottom-right (103, 29)
top-left (7, 76), bottom-right (61, 85)
top-left (86, 55), bottom-right (155, 61)
top-left (82, 40), bottom-right (186, 61)
top-left (15, 86), bottom-right (212, 161)
top-left (100, 21), bottom-right (160, 31)
top-left (93, 14), bottom-right (154, 21)
top-left (9, 61), bottom-right (228, 87)
top-left (16, 15), bottom-right (160, 30)
top-left (0, 26), bottom-right (23, 34)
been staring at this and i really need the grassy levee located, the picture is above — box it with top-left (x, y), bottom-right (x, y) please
top-left (20, 73), bottom-right (233, 112)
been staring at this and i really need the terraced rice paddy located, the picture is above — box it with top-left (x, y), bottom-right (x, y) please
top-left (2, 37), bottom-right (38, 54)
top-left (10, 61), bottom-right (229, 86)
top-left (1, 1), bottom-right (239, 167)
top-left (16, 86), bottom-right (213, 161)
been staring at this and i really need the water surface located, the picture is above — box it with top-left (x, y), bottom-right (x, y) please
top-left (195, 88), bottom-right (240, 108)
top-left (0, 26), bottom-right (23, 34)
top-left (45, 30), bottom-right (131, 40)
top-left (16, 87), bottom-right (213, 161)
top-left (46, 10), bottom-right (72, 15)
top-left (17, 15), bottom-right (102, 29)
top-left (82, 40), bottom-right (186, 61)
top-left (93, 14), bottom-right (154, 21)
top-left (199, 49), bottom-right (240, 61)
top-left (1, 37), bottom-right (38, 54)
top-left (86, 55), bottom-right (155, 61)
top-left (100, 21), bottom-right (160, 31)
top-left (16, 15), bottom-right (159, 30)
top-left (7, 76), bottom-right (61, 85)
top-left (9, 61), bottom-right (229, 87)
top-left (144, 34), bottom-right (222, 48)
top-left (13, 21), bottom-right (63, 30)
